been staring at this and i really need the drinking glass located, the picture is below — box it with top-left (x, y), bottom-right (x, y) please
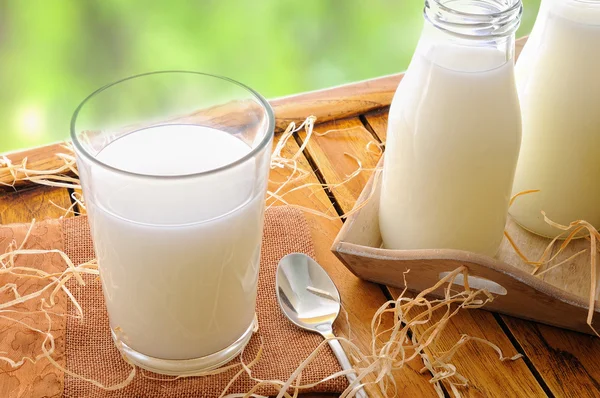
top-left (71, 71), bottom-right (274, 375)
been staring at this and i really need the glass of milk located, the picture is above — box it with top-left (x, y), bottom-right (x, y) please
top-left (70, 72), bottom-right (274, 375)
top-left (510, 0), bottom-right (600, 238)
top-left (380, 0), bottom-right (523, 256)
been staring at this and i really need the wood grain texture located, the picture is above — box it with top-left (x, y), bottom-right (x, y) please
top-left (327, 114), bottom-right (546, 397)
top-left (0, 186), bottom-right (74, 223)
top-left (296, 118), bottom-right (382, 214)
top-left (270, 137), bottom-right (437, 397)
top-left (406, 296), bottom-right (546, 398)
top-left (0, 186), bottom-right (72, 398)
top-left (502, 317), bottom-right (600, 398)
top-left (271, 74), bottom-right (401, 133)
top-left (499, 217), bottom-right (598, 309)
top-left (362, 110), bottom-right (389, 143)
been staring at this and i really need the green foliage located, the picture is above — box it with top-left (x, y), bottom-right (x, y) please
top-left (0, 0), bottom-right (540, 152)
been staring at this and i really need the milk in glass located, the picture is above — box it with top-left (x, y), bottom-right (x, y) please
top-left (84, 125), bottom-right (264, 360)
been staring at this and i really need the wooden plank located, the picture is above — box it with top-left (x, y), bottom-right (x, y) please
top-left (310, 114), bottom-right (546, 396)
top-left (296, 118), bottom-right (382, 214)
top-left (271, 75), bottom-right (400, 133)
top-left (396, 293), bottom-right (547, 398)
top-left (501, 317), bottom-right (600, 397)
top-left (0, 186), bottom-right (74, 223)
top-left (0, 143), bottom-right (72, 192)
top-left (364, 107), bottom-right (600, 396)
top-left (362, 109), bottom-right (389, 143)
top-left (0, 186), bottom-right (72, 398)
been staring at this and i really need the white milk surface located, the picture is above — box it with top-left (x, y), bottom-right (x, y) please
top-left (380, 45), bottom-right (522, 256)
top-left (510, 2), bottom-right (600, 237)
top-left (87, 125), bottom-right (264, 360)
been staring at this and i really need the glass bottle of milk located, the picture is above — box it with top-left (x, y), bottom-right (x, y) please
top-left (380, 0), bottom-right (523, 256)
top-left (510, 0), bottom-right (600, 238)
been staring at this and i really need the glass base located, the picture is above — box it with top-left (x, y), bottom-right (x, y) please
top-left (111, 321), bottom-right (255, 376)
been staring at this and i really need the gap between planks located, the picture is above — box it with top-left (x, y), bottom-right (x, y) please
top-left (291, 133), bottom-right (345, 219)
top-left (492, 313), bottom-right (556, 398)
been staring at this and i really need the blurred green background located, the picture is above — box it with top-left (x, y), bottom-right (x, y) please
top-left (0, 0), bottom-right (540, 153)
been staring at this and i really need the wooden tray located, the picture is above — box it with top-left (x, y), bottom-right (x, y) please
top-left (332, 161), bottom-right (600, 335)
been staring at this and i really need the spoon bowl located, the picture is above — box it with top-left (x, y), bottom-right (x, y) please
top-left (276, 253), bottom-right (368, 398)
top-left (276, 253), bottom-right (341, 334)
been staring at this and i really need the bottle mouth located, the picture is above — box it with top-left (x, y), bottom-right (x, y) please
top-left (425, 0), bottom-right (523, 39)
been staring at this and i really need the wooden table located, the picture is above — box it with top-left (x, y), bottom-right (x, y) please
top-left (2, 38), bottom-right (599, 398)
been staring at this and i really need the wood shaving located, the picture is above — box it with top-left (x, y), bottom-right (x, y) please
top-left (1, 143), bottom-right (80, 190)
top-left (505, 190), bottom-right (600, 336)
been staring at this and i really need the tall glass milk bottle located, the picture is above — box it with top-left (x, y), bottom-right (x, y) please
top-left (510, 0), bottom-right (600, 238)
top-left (379, 0), bottom-right (523, 256)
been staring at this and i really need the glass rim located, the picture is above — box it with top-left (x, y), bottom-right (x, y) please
top-left (70, 70), bottom-right (275, 180)
top-left (424, 0), bottom-right (522, 39)
top-left (429, 0), bottom-right (522, 18)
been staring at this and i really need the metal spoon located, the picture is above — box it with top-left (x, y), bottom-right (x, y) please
top-left (276, 253), bottom-right (368, 398)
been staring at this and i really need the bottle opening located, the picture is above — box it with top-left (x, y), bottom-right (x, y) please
top-left (425, 0), bottom-right (523, 39)
top-left (438, 0), bottom-right (519, 16)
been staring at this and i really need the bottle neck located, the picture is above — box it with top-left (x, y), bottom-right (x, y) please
top-left (421, 0), bottom-right (522, 65)
top-left (424, 0), bottom-right (522, 39)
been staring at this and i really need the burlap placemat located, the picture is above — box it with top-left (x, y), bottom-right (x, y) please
top-left (1, 207), bottom-right (347, 397)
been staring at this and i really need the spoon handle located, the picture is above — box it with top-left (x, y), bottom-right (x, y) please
top-left (326, 338), bottom-right (368, 398)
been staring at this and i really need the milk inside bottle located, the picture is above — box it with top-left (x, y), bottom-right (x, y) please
top-left (510, 0), bottom-right (600, 238)
top-left (380, 0), bottom-right (523, 256)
